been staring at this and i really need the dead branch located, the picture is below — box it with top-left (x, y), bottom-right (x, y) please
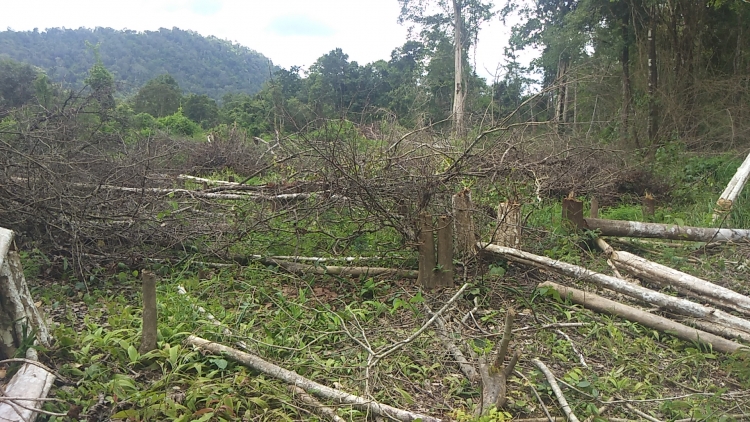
top-left (287, 385), bottom-right (347, 422)
top-left (531, 358), bottom-right (581, 422)
top-left (186, 335), bottom-right (441, 422)
top-left (266, 259), bottom-right (418, 279)
top-left (426, 305), bottom-right (479, 382)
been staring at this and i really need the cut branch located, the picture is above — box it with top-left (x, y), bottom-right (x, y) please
top-left (186, 335), bottom-right (441, 422)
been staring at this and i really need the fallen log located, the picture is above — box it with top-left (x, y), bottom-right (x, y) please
top-left (595, 238), bottom-right (750, 317)
top-left (478, 243), bottom-right (750, 341)
top-left (584, 217), bottom-right (750, 243)
top-left (538, 282), bottom-right (746, 354)
top-left (267, 259), bottom-right (418, 279)
top-left (186, 335), bottom-right (441, 422)
top-left (0, 229), bottom-right (51, 358)
top-left (712, 151), bottom-right (750, 223)
top-left (0, 349), bottom-right (57, 422)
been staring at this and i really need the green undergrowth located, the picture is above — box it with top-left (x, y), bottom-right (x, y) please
top-left (20, 148), bottom-right (750, 421)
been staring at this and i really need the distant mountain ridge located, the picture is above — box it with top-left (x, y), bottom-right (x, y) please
top-left (0, 27), bottom-right (276, 100)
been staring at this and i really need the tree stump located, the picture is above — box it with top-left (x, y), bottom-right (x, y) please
top-left (590, 196), bottom-right (599, 218)
top-left (562, 195), bottom-right (584, 232)
top-left (643, 192), bottom-right (655, 218)
top-left (452, 188), bottom-right (476, 258)
top-left (417, 213), bottom-right (437, 289)
top-left (493, 202), bottom-right (522, 248)
top-left (436, 215), bottom-right (454, 287)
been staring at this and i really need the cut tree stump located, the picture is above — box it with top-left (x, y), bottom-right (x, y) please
top-left (452, 188), bottom-right (476, 258)
top-left (494, 202), bottom-right (522, 248)
top-left (436, 215), bottom-right (454, 287)
top-left (418, 213), bottom-right (437, 289)
top-left (562, 196), bottom-right (584, 232)
top-left (643, 192), bottom-right (655, 217)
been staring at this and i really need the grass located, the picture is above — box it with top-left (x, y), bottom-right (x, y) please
top-left (17, 150), bottom-right (750, 421)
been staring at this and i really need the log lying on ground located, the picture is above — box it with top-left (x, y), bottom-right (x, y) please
top-left (584, 218), bottom-right (750, 243)
top-left (0, 228), bottom-right (51, 358)
top-left (538, 282), bottom-right (746, 354)
top-left (186, 335), bottom-right (441, 422)
top-left (604, 247), bottom-right (750, 317)
top-left (0, 349), bottom-right (56, 422)
top-left (478, 243), bottom-right (750, 341)
top-left (712, 150), bottom-right (750, 223)
top-left (267, 259), bottom-right (418, 279)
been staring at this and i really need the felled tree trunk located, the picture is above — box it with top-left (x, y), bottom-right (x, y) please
top-left (712, 151), bottom-right (750, 223)
top-left (479, 243), bottom-right (750, 341)
top-left (584, 218), bottom-right (750, 243)
top-left (0, 228), bottom-right (51, 358)
top-left (538, 282), bottom-right (745, 354)
top-left (0, 228), bottom-right (54, 421)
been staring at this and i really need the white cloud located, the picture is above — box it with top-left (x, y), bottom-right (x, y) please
top-left (0, 0), bottom-right (536, 81)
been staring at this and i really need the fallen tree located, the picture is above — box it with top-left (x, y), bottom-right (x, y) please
top-left (596, 238), bottom-right (750, 317)
top-left (266, 259), bottom-right (418, 279)
top-left (186, 335), bottom-right (441, 422)
top-left (538, 281), bottom-right (746, 354)
top-left (583, 218), bottom-right (750, 243)
top-left (479, 243), bottom-right (750, 342)
top-left (712, 150), bottom-right (750, 223)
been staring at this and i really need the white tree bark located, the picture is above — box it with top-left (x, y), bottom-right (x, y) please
top-left (538, 282), bottom-right (745, 355)
top-left (712, 150), bottom-right (750, 223)
top-left (479, 243), bottom-right (750, 341)
top-left (186, 336), bottom-right (441, 422)
top-left (452, 0), bottom-right (466, 136)
top-left (0, 229), bottom-right (51, 358)
top-left (0, 349), bottom-right (56, 422)
top-left (584, 218), bottom-right (750, 243)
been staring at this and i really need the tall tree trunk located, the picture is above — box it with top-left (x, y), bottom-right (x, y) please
top-left (621, 15), bottom-right (632, 145)
top-left (554, 58), bottom-right (569, 126)
top-left (452, 0), bottom-right (466, 136)
top-left (648, 5), bottom-right (658, 146)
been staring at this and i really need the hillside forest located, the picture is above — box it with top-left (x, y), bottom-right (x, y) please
top-left (2, 0), bottom-right (750, 421)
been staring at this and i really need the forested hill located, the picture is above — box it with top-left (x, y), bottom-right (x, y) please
top-left (0, 27), bottom-right (275, 99)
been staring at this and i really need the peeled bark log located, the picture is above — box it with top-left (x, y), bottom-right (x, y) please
top-left (494, 202), bottom-right (522, 248)
top-left (584, 218), bottom-right (750, 243)
top-left (479, 243), bottom-right (750, 341)
top-left (712, 151), bottom-right (750, 223)
top-left (607, 249), bottom-right (750, 317)
top-left (0, 228), bottom-right (51, 359)
top-left (0, 348), bottom-right (56, 421)
top-left (538, 282), bottom-right (746, 354)
top-left (186, 335), bottom-right (441, 422)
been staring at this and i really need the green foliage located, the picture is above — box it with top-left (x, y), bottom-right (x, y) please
top-left (0, 27), bottom-right (274, 100)
top-left (182, 94), bottom-right (219, 129)
top-left (157, 108), bottom-right (201, 136)
top-left (0, 58), bottom-right (40, 113)
top-left (133, 74), bottom-right (182, 118)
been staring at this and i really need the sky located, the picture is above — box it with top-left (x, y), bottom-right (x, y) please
top-left (0, 0), bottom-right (531, 82)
